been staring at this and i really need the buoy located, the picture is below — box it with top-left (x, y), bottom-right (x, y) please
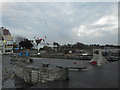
top-left (73, 62), bottom-right (77, 64)
top-left (91, 61), bottom-right (97, 65)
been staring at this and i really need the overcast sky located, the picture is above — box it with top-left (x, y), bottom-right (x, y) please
top-left (1, 2), bottom-right (118, 45)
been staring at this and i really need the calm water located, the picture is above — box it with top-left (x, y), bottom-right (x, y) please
top-left (0, 55), bottom-right (2, 89)
top-left (2, 55), bottom-right (118, 88)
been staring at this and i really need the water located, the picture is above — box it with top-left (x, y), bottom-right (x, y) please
top-left (0, 55), bottom-right (2, 89)
top-left (2, 55), bottom-right (118, 88)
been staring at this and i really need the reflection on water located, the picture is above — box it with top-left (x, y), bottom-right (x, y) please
top-left (2, 55), bottom-right (118, 88)
top-left (3, 75), bottom-right (70, 88)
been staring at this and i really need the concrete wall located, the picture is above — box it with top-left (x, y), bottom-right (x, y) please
top-left (13, 63), bottom-right (69, 84)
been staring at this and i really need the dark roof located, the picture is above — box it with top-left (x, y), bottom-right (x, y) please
top-left (3, 29), bottom-right (11, 35)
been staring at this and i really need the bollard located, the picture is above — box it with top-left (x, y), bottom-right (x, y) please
top-left (26, 52), bottom-right (29, 56)
top-left (56, 66), bottom-right (69, 80)
top-left (61, 68), bottom-right (69, 80)
top-left (19, 52), bottom-right (23, 56)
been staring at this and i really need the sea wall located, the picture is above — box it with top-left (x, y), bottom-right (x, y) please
top-left (13, 62), bottom-right (69, 84)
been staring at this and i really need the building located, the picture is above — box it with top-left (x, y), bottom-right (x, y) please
top-left (0, 27), bottom-right (13, 54)
top-left (32, 37), bottom-right (57, 52)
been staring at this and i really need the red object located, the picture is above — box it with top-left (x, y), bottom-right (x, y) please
top-left (38, 38), bottom-right (43, 41)
top-left (73, 62), bottom-right (77, 64)
top-left (91, 61), bottom-right (97, 65)
top-left (35, 38), bottom-right (43, 45)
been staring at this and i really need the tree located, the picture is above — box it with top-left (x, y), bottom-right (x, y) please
top-left (19, 39), bottom-right (33, 49)
top-left (53, 42), bottom-right (60, 47)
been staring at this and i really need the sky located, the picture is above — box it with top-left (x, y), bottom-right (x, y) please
top-left (1, 1), bottom-right (118, 45)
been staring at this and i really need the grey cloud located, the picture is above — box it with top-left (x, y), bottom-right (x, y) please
top-left (2, 2), bottom-right (118, 45)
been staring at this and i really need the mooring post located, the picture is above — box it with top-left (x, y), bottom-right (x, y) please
top-left (19, 52), bottom-right (23, 56)
top-left (56, 66), bottom-right (69, 80)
